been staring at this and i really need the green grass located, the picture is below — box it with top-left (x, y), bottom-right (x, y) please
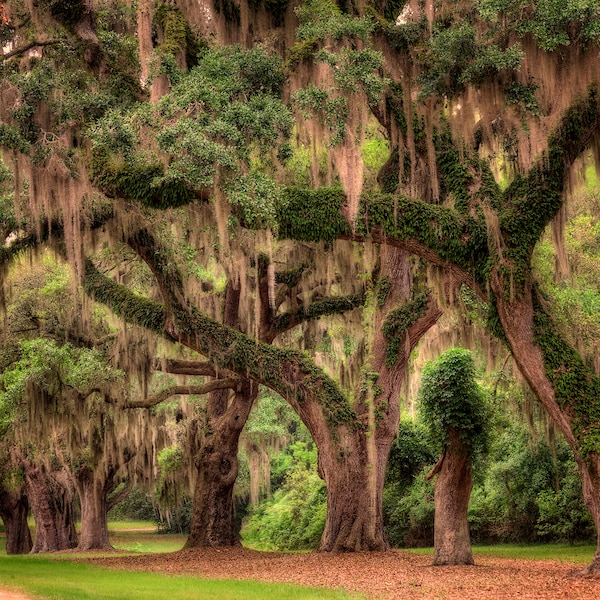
top-left (407, 543), bottom-right (596, 563)
top-left (0, 556), bottom-right (362, 600)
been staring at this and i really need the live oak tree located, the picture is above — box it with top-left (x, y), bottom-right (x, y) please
top-left (419, 347), bottom-right (489, 566)
top-left (1, 0), bottom-right (600, 571)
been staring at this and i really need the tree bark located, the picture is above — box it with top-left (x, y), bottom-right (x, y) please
top-left (185, 282), bottom-right (257, 548)
top-left (185, 383), bottom-right (256, 547)
top-left (76, 467), bottom-right (112, 550)
top-left (429, 430), bottom-right (474, 566)
top-left (0, 481), bottom-right (32, 554)
top-left (24, 463), bottom-right (77, 553)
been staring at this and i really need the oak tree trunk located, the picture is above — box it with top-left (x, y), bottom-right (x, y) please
top-left (0, 482), bottom-right (32, 554)
top-left (76, 468), bottom-right (112, 550)
top-left (25, 464), bottom-right (77, 553)
top-left (578, 454), bottom-right (600, 575)
top-left (185, 381), bottom-right (257, 547)
top-left (185, 279), bottom-right (257, 548)
top-left (430, 430), bottom-right (474, 566)
top-left (317, 425), bottom-right (390, 552)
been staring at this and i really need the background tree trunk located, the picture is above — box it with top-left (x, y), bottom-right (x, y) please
top-left (76, 467), bottom-right (112, 550)
top-left (0, 482), bottom-right (32, 554)
top-left (24, 464), bottom-right (77, 553)
top-left (185, 381), bottom-right (257, 547)
top-left (430, 429), bottom-right (474, 566)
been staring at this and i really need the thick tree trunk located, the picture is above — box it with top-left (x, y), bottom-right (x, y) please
top-left (578, 454), bottom-right (600, 575)
top-left (185, 381), bottom-right (257, 547)
top-left (318, 427), bottom-right (390, 551)
top-left (24, 464), bottom-right (77, 553)
top-left (429, 431), bottom-right (474, 566)
top-left (76, 468), bottom-right (112, 550)
top-left (492, 275), bottom-right (600, 575)
top-left (0, 482), bottom-right (32, 554)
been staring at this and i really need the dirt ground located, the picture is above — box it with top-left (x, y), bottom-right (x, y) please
top-left (77, 547), bottom-right (600, 600)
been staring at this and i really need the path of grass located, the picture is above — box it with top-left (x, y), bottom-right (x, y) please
top-left (0, 556), bottom-right (362, 600)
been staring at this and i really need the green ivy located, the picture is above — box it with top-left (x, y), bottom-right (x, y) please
top-left (532, 290), bottom-right (600, 457)
top-left (382, 293), bottom-right (428, 369)
top-left (418, 347), bottom-right (490, 457)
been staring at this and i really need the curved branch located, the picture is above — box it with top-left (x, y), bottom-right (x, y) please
top-left (90, 231), bottom-right (360, 432)
top-left (124, 379), bottom-right (239, 409)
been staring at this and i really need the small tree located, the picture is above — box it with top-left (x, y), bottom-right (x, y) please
top-left (419, 348), bottom-right (489, 566)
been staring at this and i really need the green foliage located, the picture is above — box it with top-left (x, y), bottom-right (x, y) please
top-left (277, 187), bottom-right (351, 243)
top-left (294, 84), bottom-right (349, 145)
top-left (38, 0), bottom-right (84, 26)
top-left (108, 487), bottom-right (158, 522)
top-left (384, 466), bottom-right (435, 547)
top-left (478, 0), bottom-right (600, 51)
top-left (468, 424), bottom-right (593, 543)
top-left (531, 293), bottom-right (600, 456)
top-left (504, 81), bottom-right (541, 116)
top-left (0, 338), bottom-right (122, 435)
top-left (316, 47), bottom-right (386, 105)
top-left (91, 45), bottom-right (291, 208)
top-left (154, 4), bottom-right (188, 57)
top-left (295, 0), bottom-right (375, 42)
top-left (382, 293), bottom-right (427, 368)
top-left (418, 22), bottom-right (522, 97)
top-left (242, 441), bottom-right (325, 550)
top-left (418, 348), bottom-right (490, 457)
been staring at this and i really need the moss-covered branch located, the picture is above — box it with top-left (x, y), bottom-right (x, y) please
top-left (532, 288), bottom-right (600, 456)
top-left (501, 87), bottom-right (600, 283)
top-left (277, 186), bottom-right (488, 292)
top-left (272, 293), bottom-right (364, 336)
top-left (152, 358), bottom-right (225, 377)
top-left (83, 260), bottom-right (168, 336)
top-left (88, 232), bottom-right (360, 433)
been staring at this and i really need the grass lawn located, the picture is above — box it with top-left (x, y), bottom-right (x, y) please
top-left (407, 542), bottom-right (596, 563)
top-left (0, 556), bottom-right (362, 600)
top-left (0, 522), bottom-right (362, 599)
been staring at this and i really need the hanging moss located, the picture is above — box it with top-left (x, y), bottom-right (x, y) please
top-left (382, 293), bottom-right (427, 369)
top-left (213, 0), bottom-right (241, 25)
top-left (248, 0), bottom-right (290, 26)
top-left (499, 87), bottom-right (599, 296)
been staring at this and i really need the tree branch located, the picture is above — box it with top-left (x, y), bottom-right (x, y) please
top-left (124, 379), bottom-right (239, 409)
top-left (425, 447), bottom-right (446, 481)
top-left (1, 39), bottom-right (62, 61)
top-left (107, 479), bottom-right (134, 512)
top-left (153, 358), bottom-right (223, 377)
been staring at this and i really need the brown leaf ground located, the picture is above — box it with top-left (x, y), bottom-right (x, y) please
top-left (81, 547), bottom-right (600, 599)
